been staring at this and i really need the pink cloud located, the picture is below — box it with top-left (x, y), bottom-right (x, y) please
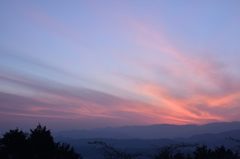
top-left (108, 18), bottom-right (240, 124)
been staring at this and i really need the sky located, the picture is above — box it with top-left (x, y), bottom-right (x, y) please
top-left (0, 0), bottom-right (240, 131)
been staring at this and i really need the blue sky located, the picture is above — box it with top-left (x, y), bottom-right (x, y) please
top-left (0, 0), bottom-right (240, 130)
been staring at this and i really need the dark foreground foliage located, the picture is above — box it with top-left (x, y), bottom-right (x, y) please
top-left (1, 125), bottom-right (240, 159)
top-left (89, 141), bottom-right (142, 159)
top-left (90, 141), bottom-right (240, 159)
top-left (153, 145), bottom-right (239, 159)
top-left (0, 124), bottom-right (82, 159)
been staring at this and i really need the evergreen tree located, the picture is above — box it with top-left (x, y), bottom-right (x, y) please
top-left (0, 124), bottom-right (82, 159)
top-left (29, 124), bottom-right (55, 159)
top-left (0, 129), bottom-right (29, 159)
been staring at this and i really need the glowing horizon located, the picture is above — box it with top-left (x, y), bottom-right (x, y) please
top-left (0, 1), bottom-right (240, 130)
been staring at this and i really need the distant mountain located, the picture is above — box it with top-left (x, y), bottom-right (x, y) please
top-left (185, 129), bottom-right (240, 147)
top-left (57, 128), bottom-right (240, 159)
top-left (56, 121), bottom-right (240, 139)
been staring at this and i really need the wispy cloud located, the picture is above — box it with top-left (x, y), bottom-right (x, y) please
top-left (0, 1), bottom-right (240, 129)
top-left (111, 19), bottom-right (240, 124)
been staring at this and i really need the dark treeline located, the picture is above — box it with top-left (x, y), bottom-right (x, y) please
top-left (90, 141), bottom-right (240, 159)
top-left (0, 125), bottom-right (240, 159)
top-left (0, 124), bottom-right (82, 159)
top-left (153, 145), bottom-right (239, 159)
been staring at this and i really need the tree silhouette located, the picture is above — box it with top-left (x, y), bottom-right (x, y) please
top-left (0, 129), bottom-right (29, 159)
top-left (212, 146), bottom-right (238, 159)
top-left (153, 144), bottom-right (195, 159)
top-left (0, 124), bottom-right (82, 159)
top-left (154, 146), bottom-right (172, 159)
top-left (29, 124), bottom-right (55, 159)
top-left (89, 141), bottom-right (141, 159)
top-left (193, 145), bottom-right (212, 159)
top-left (173, 152), bottom-right (185, 159)
top-left (55, 142), bottom-right (81, 159)
top-left (1, 125), bottom-right (240, 159)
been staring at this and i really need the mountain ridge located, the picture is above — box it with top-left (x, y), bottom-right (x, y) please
top-left (56, 121), bottom-right (240, 139)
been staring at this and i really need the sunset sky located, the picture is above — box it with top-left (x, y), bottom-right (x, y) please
top-left (0, 1), bottom-right (240, 130)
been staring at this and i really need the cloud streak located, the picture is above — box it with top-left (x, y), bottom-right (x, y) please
top-left (111, 18), bottom-right (240, 124)
top-left (1, 1), bottom-right (240, 129)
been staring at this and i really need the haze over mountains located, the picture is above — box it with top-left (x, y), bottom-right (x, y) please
top-left (56, 121), bottom-right (240, 139)
top-left (55, 121), bottom-right (240, 159)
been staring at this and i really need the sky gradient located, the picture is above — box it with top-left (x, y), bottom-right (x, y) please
top-left (0, 0), bottom-right (240, 130)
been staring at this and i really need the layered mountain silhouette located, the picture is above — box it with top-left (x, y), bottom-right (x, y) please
top-left (56, 121), bottom-right (240, 139)
top-left (56, 122), bottom-right (240, 159)
top-left (1, 122), bottom-right (239, 159)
